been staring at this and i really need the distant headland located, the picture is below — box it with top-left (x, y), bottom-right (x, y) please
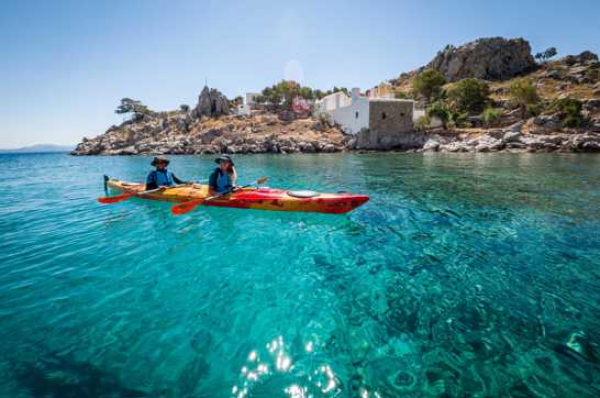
top-left (72, 37), bottom-right (600, 156)
top-left (1, 144), bottom-right (74, 154)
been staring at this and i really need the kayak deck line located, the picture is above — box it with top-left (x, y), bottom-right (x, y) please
top-left (104, 177), bottom-right (369, 214)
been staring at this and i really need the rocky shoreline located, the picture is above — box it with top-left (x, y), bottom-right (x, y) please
top-left (71, 112), bottom-right (350, 156)
top-left (71, 113), bottom-right (600, 155)
top-left (72, 37), bottom-right (600, 156)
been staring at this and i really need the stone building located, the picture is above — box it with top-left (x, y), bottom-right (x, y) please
top-left (314, 88), bottom-right (415, 149)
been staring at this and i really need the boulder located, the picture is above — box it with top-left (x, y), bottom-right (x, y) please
top-left (426, 37), bottom-right (536, 81)
top-left (422, 139), bottom-right (440, 152)
top-left (503, 131), bottom-right (522, 143)
top-left (194, 86), bottom-right (230, 118)
top-left (564, 51), bottom-right (599, 66)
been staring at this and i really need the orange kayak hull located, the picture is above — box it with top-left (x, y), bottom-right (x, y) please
top-left (106, 179), bottom-right (369, 214)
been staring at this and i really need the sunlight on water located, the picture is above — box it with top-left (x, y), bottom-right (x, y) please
top-left (0, 153), bottom-right (599, 398)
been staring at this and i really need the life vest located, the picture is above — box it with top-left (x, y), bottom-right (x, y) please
top-left (209, 168), bottom-right (232, 193)
top-left (151, 170), bottom-right (174, 186)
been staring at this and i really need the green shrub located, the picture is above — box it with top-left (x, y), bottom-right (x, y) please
top-left (509, 79), bottom-right (540, 119)
top-left (447, 78), bottom-right (490, 114)
top-left (415, 115), bottom-right (431, 131)
top-left (482, 107), bottom-right (503, 127)
top-left (549, 98), bottom-right (584, 128)
top-left (394, 91), bottom-right (413, 100)
top-left (585, 65), bottom-right (600, 83)
top-left (426, 101), bottom-right (450, 129)
top-left (412, 69), bottom-right (446, 102)
top-left (450, 110), bottom-right (471, 128)
top-left (526, 103), bottom-right (544, 117)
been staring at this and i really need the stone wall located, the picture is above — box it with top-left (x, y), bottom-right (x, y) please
top-left (355, 100), bottom-right (415, 149)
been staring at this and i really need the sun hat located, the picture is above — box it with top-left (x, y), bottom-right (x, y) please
top-left (215, 155), bottom-right (234, 166)
top-left (151, 156), bottom-right (170, 166)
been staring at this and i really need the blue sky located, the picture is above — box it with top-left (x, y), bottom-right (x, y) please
top-left (1, 0), bottom-right (599, 148)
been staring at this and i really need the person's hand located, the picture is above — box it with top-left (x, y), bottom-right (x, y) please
top-left (186, 181), bottom-right (194, 185)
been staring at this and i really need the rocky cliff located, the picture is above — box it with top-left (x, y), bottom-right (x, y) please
top-left (426, 37), bottom-right (536, 82)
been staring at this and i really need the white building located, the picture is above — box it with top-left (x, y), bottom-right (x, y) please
top-left (246, 93), bottom-right (261, 107)
top-left (315, 88), bottom-right (414, 136)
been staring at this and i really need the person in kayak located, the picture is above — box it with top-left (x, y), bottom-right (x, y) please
top-left (145, 156), bottom-right (187, 190)
top-left (209, 155), bottom-right (238, 195)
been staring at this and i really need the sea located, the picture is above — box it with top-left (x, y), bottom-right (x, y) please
top-left (0, 152), bottom-right (599, 398)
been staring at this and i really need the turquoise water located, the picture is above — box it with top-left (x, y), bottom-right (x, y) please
top-left (0, 153), bottom-right (599, 398)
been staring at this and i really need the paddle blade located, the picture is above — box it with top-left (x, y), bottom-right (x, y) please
top-left (256, 176), bottom-right (268, 185)
top-left (171, 199), bottom-right (205, 215)
top-left (97, 192), bottom-right (136, 204)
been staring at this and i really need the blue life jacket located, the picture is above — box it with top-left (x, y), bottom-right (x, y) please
top-left (209, 168), bottom-right (232, 193)
top-left (216, 171), bottom-right (232, 193)
top-left (148, 170), bottom-right (174, 187)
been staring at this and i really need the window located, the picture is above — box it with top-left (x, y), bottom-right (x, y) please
top-left (355, 112), bottom-right (359, 119)
top-left (382, 112), bottom-right (387, 119)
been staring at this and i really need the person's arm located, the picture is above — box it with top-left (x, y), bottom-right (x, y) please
top-left (146, 172), bottom-right (158, 190)
top-left (208, 170), bottom-right (218, 195)
top-left (171, 173), bottom-right (185, 185)
top-left (230, 166), bottom-right (238, 187)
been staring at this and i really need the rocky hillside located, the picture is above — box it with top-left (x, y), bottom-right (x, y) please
top-left (72, 86), bottom-right (348, 156)
top-left (389, 37), bottom-right (600, 153)
top-left (73, 37), bottom-right (600, 156)
top-left (72, 111), bottom-right (347, 156)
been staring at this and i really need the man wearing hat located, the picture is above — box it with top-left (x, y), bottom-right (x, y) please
top-left (209, 155), bottom-right (238, 195)
top-left (145, 156), bottom-right (188, 190)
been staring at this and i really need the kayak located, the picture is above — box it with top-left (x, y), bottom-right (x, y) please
top-left (104, 177), bottom-right (369, 214)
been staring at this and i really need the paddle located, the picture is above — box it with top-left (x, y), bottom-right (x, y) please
top-left (171, 176), bottom-right (268, 215)
top-left (98, 183), bottom-right (188, 204)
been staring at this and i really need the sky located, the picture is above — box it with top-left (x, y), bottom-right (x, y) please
top-left (0, 0), bottom-right (599, 148)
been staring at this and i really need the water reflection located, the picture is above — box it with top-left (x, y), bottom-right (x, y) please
top-left (231, 335), bottom-right (343, 398)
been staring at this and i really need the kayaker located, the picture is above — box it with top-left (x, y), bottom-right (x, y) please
top-left (145, 156), bottom-right (187, 190)
top-left (209, 155), bottom-right (238, 195)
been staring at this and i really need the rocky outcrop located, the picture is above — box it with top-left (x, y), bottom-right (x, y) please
top-left (417, 121), bottom-right (600, 154)
top-left (193, 86), bottom-right (229, 117)
top-left (426, 37), bottom-right (536, 82)
top-left (72, 112), bottom-right (347, 155)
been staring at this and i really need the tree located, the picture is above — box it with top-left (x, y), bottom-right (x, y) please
top-left (313, 89), bottom-right (326, 100)
top-left (298, 87), bottom-right (314, 100)
top-left (257, 80), bottom-right (318, 110)
top-left (180, 104), bottom-right (190, 112)
top-left (535, 47), bottom-right (558, 64)
top-left (509, 79), bottom-right (540, 119)
top-left (115, 98), bottom-right (151, 121)
top-left (426, 101), bottom-right (450, 129)
top-left (447, 78), bottom-right (490, 114)
top-left (412, 69), bottom-right (446, 102)
top-left (331, 86), bottom-right (349, 95)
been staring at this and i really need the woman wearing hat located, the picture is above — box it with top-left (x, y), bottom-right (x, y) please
top-left (209, 155), bottom-right (238, 195)
top-left (145, 156), bottom-right (188, 190)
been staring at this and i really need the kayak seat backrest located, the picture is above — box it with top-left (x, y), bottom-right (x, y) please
top-left (287, 190), bottom-right (320, 198)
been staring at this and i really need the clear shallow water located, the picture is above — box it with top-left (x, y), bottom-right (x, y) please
top-left (0, 153), bottom-right (599, 398)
